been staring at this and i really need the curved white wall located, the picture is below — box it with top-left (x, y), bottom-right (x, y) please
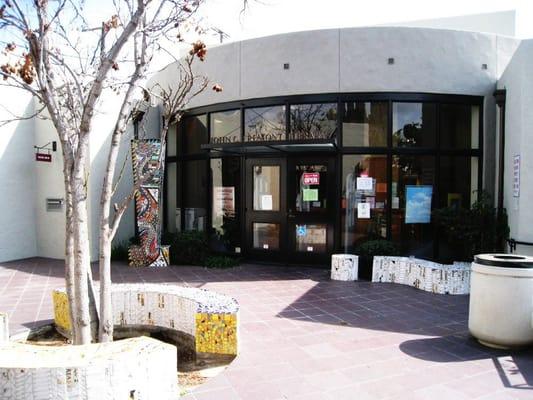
top-left (155, 27), bottom-right (519, 109)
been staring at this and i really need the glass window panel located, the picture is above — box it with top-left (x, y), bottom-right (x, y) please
top-left (341, 155), bottom-right (388, 252)
top-left (183, 160), bottom-right (207, 231)
top-left (439, 156), bottom-right (479, 209)
top-left (440, 104), bottom-right (480, 149)
top-left (290, 103), bottom-right (337, 140)
top-left (210, 158), bottom-right (241, 252)
top-left (253, 223), bottom-right (280, 250)
top-left (165, 162), bottom-right (180, 233)
top-left (210, 110), bottom-right (241, 144)
top-left (245, 105), bottom-right (286, 142)
top-left (342, 102), bottom-right (388, 147)
top-left (253, 165), bottom-right (280, 211)
top-left (167, 124), bottom-right (177, 157)
top-left (437, 156), bottom-right (479, 262)
top-left (183, 115), bottom-right (207, 154)
top-left (391, 155), bottom-right (435, 258)
top-left (392, 103), bottom-right (436, 148)
top-left (295, 164), bottom-right (328, 212)
top-left (295, 224), bottom-right (327, 253)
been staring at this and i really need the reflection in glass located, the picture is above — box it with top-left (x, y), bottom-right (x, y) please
top-left (183, 114), bottom-right (207, 154)
top-left (342, 102), bottom-right (388, 147)
top-left (253, 165), bottom-right (280, 211)
top-left (295, 224), bottom-right (327, 253)
top-left (245, 106), bottom-right (286, 142)
top-left (165, 162), bottom-right (180, 233)
top-left (253, 223), bottom-right (280, 250)
top-left (391, 155), bottom-right (435, 258)
top-left (210, 110), bottom-right (241, 144)
top-left (167, 124), bottom-right (177, 156)
top-left (439, 156), bottom-right (478, 209)
top-left (440, 104), bottom-right (480, 149)
top-left (341, 155), bottom-right (387, 252)
top-left (438, 156), bottom-right (479, 262)
top-left (392, 103), bottom-right (436, 148)
top-left (290, 103), bottom-right (337, 140)
top-left (183, 159), bottom-right (207, 231)
top-left (211, 158), bottom-right (241, 252)
top-left (295, 164), bottom-right (327, 212)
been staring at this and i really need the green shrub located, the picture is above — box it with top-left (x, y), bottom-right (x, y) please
top-left (111, 241), bottom-right (130, 261)
top-left (164, 230), bottom-right (209, 265)
top-left (355, 239), bottom-right (400, 280)
top-left (433, 191), bottom-right (509, 261)
top-left (356, 239), bottom-right (400, 257)
top-left (203, 255), bottom-right (239, 269)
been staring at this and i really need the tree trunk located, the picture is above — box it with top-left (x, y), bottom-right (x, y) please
top-left (64, 181), bottom-right (79, 342)
top-left (71, 140), bottom-right (93, 344)
top-left (98, 229), bottom-right (113, 342)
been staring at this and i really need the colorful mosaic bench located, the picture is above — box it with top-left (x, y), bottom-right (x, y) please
top-left (53, 284), bottom-right (239, 356)
top-left (372, 256), bottom-right (471, 295)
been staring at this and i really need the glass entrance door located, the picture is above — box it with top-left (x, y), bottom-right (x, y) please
top-left (245, 156), bottom-right (335, 264)
top-left (287, 157), bottom-right (335, 264)
top-left (245, 158), bottom-right (286, 261)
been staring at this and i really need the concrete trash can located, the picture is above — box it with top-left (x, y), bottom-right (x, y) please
top-left (468, 254), bottom-right (533, 349)
top-left (331, 254), bottom-right (358, 281)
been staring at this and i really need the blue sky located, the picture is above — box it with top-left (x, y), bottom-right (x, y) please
top-left (77, 0), bottom-right (533, 44)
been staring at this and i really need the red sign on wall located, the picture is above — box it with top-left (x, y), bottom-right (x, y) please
top-left (36, 153), bottom-right (52, 162)
top-left (302, 172), bottom-right (320, 185)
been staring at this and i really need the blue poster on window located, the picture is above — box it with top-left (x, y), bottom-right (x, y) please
top-left (405, 186), bottom-right (433, 224)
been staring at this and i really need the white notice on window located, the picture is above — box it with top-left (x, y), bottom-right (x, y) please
top-left (357, 177), bottom-right (373, 191)
top-left (357, 202), bottom-right (371, 219)
top-left (261, 195), bottom-right (273, 210)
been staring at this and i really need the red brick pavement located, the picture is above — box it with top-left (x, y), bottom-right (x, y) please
top-left (1, 257), bottom-right (532, 399)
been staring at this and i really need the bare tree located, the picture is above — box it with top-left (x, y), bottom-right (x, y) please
top-left (0, 0), bottom-right (220, 344)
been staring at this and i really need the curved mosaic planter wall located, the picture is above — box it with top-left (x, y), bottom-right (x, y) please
top-left (0, 336), bottom-right (177, 400)
top-left (53, 284), bottom-right (239, 355)
top-left (372, 256), bottom-right (471, 295)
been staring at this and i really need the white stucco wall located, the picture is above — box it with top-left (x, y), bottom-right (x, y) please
top-left (0, 88), bottom-right (37, 262)
top-left (498, 39), bottom-right (533, 256)
top-left (33, 114), bottom-right (66, 259)
top-left (386, 10), bottom-right (516, 37)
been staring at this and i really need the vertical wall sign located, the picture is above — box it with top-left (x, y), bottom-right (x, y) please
top-left (513, 154), bottom-right (520, 198)
top-left (129, 139), bottom-right (169, 267)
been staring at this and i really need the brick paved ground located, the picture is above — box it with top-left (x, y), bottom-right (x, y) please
top-left (1, 257), bottom-right (532, 399)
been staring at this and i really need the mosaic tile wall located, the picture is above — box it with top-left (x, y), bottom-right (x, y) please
top-left (52, 290), bottom-right (71, 333)
top-left (0, 336), bottom-right (177, 400)
top-left (53, 284), bottom-right (239, 356)
top-left (195, 313), bottom-right (238, 355)
top-left (372, 256), bottom-right (471, 295)
top-left (331, 254), bottom-right (359, 281)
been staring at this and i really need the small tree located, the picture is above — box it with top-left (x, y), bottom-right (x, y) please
top-left (0, 0), bottom-right (224, 344)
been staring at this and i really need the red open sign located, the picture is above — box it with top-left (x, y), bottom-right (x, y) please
top-left (302, 172), bottom-right (320, 185)
top-left (36, 153), bottom-right (52, 162)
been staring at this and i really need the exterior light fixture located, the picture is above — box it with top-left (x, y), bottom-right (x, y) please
top-left (388, 58), bottom-right (395, 65)
top-left (283, 63), bottom-right (290, 70)
top-left (482, 63), bottom-right (488, 70)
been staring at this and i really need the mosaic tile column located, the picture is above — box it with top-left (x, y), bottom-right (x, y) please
top-left (331, 254), bottom-right (359, 281)
top-left (129, 140), bottom-right (170, 267)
